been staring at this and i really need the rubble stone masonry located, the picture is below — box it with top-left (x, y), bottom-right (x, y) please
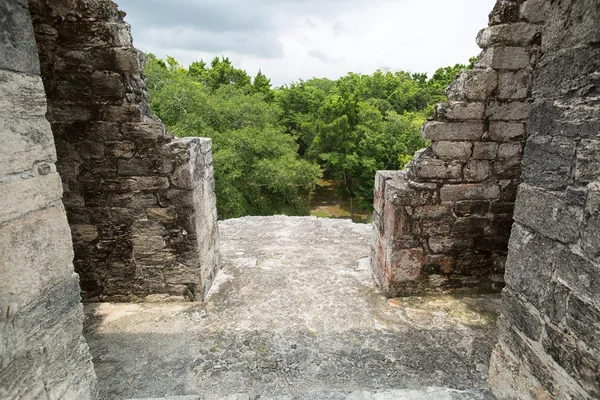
top-left (489, 0), bottom-right (600, 398)
top-left (0, 0), bottom-right (97, 397)
top-left (28, 0), bottom-right (220, 302)
top-left (372, 0), bottom-right (546, 296)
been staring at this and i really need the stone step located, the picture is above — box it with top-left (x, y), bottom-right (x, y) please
top-left (127, 387), bottom-right (495, 400)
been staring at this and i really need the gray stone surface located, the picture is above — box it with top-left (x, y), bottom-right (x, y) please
top-left (490, 1), bottom-right (600, 398)
top-left (85, 216), bottom-right (500, 400)
top-left (0, 1), bottom-right (97, 397)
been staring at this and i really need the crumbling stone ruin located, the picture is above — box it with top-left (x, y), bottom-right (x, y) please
top-left (0, 0), bottom-right (598, 399)
top-left (29, 0), bottom-right (221, 303)
top-left (372, 0), bottom-right (544, 296)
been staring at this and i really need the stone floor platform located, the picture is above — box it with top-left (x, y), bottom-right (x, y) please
top-left (84, 216), bottom-right (499, 399)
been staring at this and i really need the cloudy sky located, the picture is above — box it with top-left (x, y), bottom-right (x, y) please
top-left (117, 0), bottom-right (496, 87)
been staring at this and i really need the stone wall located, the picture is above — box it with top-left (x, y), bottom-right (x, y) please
top-left (29, 0), bottom-right (220, 302)
top-left (371, 0), bottom-right (545, 296)
top-left (0, 0), bottom-right (97, 397)
top-left (489, 0), bottom-right (600, 398)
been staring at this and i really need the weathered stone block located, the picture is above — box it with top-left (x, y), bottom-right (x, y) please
top-left (520, 0), bottom-right (549, 23)
top-left (0, 115), bottom-right (56, 176)
top-left (453, 217), bottom-right (489, 234)
top-left (472, 142), bottom-right (499, 160)
top-left (504, 223), bottom-right (556, 308)
top-left (477, 23), bottom-right (541, 48)
top-left (490, 122), bottom-right (526, 142)
top-left (413, 158), bottom-right (462, 180)
top-left (421, 121), bottom-right (484, 141)
top-left (522, 135), bottom-right (576, 190)
top-left (582, 210), bottom-right (600, 261)
top-left (391, 248), bottom-right (424, 282)
top-left (440, 183), bottom-right (500, 202)
top-left (543, 323), bottom-right (600, 397)
top-left (463, 160), bottom-right (493, 182)
top-left (0, 206), bottom-right (75, 306)
top-left (0, 0), bottom-right (40, 74)
top-left (513, 184), bottom-right (583, 244)
top-left (434, 101), bottom-right (485, 120)
top-left (490, 47), bottom-right (531, 70)
top-left (432, 141), bottom-right (473, 160)
top-left (454, 200), bottom-right (490, 216)
top-left (0, 174), bottom-right (63, 225)
top-left (498, 70), bottom-right (531, 99)
top-left (566, 294), bottom-right (600, 352)
top-left (428, 236), bottom-right (474, 254)
top-left (117, 158), bottom-right (173, 176)
top-left (575, 139), bottom-right (600, 184)
top-left (486, 100), bottom-right (531, 121)
top-left (535, 46), bottom-right (600, 97)
top-left (497, 142), bottom-right (523, 159)
top-left (0, 70), bottom-right (47, 116)
top-left (446, 69), bottom-right (498, 101)
top-left (555, 247), bottom-right (599, 302)
top-left (502, 287), bottom-right (543, 341)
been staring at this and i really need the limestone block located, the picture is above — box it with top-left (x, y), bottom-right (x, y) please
top-left (542, 0), bottom-right (600, 51)
top-left (565, 295), bottom-right (600, 352)
top-left (0, 115), bottom-right (56, 176)
top-left (528, 100), bottom-right (600, 140)
top-left (534, 47), bottom-right (600, 97)
top-left (0, 174), bottom-right (63, 225)
top-left (513, 184), bottom-right (583, 244)
top-left (428, 236), bottom-right (474, 254)
top-left (0, 0), bottom-right (40, 74)
top-left (575, 139), bottom-right (600, 184)
top-left (522, 135), bottom-right (576, 190)
top-left (520, 0), bottom-right (549, 23)
top-left (454, 201), bottom-right (490, 216)
top-left (446, 69), bottom-right (498, 101)
top-left (421, 121), bottom-right (484, 141)
top-left (498, 143), bottom-right (523, 159)
top-left (0, 70), bottom-right (47, 116)
top-left (477, 23), bottom-right (541, 48)
top-left (413, 158), bottom-right (462, 180)
top-left (440, 183), bottom-right (500, 202)
top-left (490, 122), bottom-right (526, 142)
top-left (391, 248), bottom-right (424, 282)
top-left (105, 141), bottom-right (135, 158)
top-left (542, 323), bottom-right (600, 397)
top-left (498, 70), bottom-right (531, 99)
top-left (432, 141), bottom-right (473, 160)
top-left (131, 176), bottom-right (170, 191)
top-left (501, 287), bottom-right (544, 341)
top-left (121, 120), bottom-right (168, 140)
top-left (434, 101), bottom-right (485, 121)
top-left (555, 247), bottom-right (599, 302)
top-left (117, 158), bottom-right (173, 176)
top-left (582, 210), bottom-right (600, 261)
top-left (490, 47), bottom-right (531, 70)
top-left (472, 142), bottom-right (499, 160)
top-left (0, 205), bottom-right (75, 307)
top-left (54, 21), bottom-right (132, 49)
top-left (503, 224), bottom-right (556, 309)
top-left (463, 160), bottom-right (493, 182)
top-left (487, 101), bottom-right (531, 121)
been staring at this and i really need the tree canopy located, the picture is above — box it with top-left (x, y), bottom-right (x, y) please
top-left (144, 54), bottom-right (472, 219)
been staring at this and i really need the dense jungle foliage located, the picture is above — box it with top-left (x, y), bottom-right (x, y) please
top-left (144, 54), bottom-right (474, 219)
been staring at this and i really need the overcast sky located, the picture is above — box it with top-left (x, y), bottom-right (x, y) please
top-left (116, 0), bottom-right (496, 87)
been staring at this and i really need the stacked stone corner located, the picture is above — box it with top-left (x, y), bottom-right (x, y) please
top-left (371, 0), bottom-right (543, 297)
top-left (29, 0), bottom-right (221, 302)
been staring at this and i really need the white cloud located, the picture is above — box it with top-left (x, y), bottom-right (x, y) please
top-left (118, 0), bottom-right (496, 86)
